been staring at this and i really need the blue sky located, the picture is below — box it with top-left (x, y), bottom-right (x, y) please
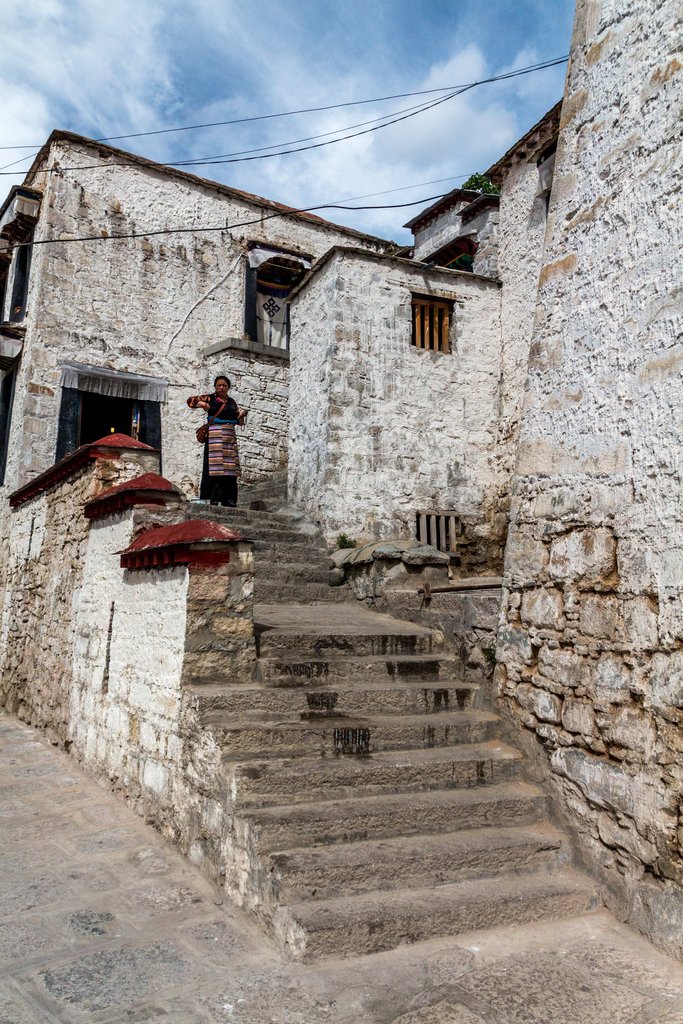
top-left (1, 0), bottom-right (575, 240)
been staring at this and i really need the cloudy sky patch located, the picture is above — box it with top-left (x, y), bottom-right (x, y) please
top-left (0, 0), bottom-right (575, 239)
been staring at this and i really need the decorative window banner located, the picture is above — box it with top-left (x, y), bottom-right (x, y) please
top-left (256, 281), bottom-right (290, 349)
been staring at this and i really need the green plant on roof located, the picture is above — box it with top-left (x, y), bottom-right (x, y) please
top-left (461, 173), bottom-right (500, 195)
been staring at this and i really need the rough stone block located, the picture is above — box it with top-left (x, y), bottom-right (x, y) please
top-left (505, 532), bottom-right (549, 580)
top-left (538, 646), bottom-right (587, 689)
top-left (521, 587), bottom-right (564, 629)
top-left (622, 597), bottom-right (659, 650)
top-left (591, 654), bottom-right (632, 704)
top-left (551, 748), bottom-right (673, 826)
top-left (579, 594), bottom-right (620, 639)
top-left (649, 651), bottom-right (683, 709)
top-left (549, 528), bottom-right (616, 584)
top-left (562, 698), bottom-right (595, 735)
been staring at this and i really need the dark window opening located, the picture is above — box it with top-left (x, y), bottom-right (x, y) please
top-left (9, 241), bottom-right (32, 323)
top-left (0, 363), bottom-right (18, 485)
top-left (79, 392), bottom-right (137, 446)
top-left (245, 252), bottom-right (307, 349)
top-left (411, 295), bottom-right (453, 353)
top-left (55, 389), bottom-right (161, 462)
top-left (424, 236), bottom-right (477, 273)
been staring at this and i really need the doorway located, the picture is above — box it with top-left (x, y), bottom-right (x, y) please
top-left (78, 392), bottom-right (138, 446)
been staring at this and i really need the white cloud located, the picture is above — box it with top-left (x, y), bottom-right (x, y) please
top-left (0, 1), bottom-right (569, 241)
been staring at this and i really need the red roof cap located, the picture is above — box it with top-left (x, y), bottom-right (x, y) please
top-left (84, 472), bottom-right (181, 520)
top-left (120, 518), bottom-right (245, 570)
top-left (89, 432), bottom-right (155, 450)
top-left (10, 433), bottom-right (159, 509)
top-left (125, 519), bottom-right (243, 551)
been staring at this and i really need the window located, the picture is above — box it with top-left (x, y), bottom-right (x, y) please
top-left (245, 245), bottom-right (311, 349)
top-left (411, 295), bottom-right (452, 353)
top-left (0, 361), bottom-right (18, 485)
top-left (415, 510), bottom-right (458, 554)
top-left (55, 363), bottom-right (166, 462)
top-left (537, 139), bottom-right (557, 213)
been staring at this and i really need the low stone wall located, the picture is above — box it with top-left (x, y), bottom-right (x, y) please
top-left (0, 436), bottom-right (257, 886)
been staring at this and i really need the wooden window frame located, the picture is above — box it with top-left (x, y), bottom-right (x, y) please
top-left (411, 294), bottom-right (453, 353)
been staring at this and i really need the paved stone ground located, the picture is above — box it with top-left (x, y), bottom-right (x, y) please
top-left (2, 711), bottom-right (683, 1024)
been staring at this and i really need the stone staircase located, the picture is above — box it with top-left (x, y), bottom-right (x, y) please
top-left (185, 502), bottom-right (346, 604)
top-left (186, 575), bottom-right (600, 960)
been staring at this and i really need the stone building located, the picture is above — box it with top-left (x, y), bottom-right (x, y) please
top-left (1, 0), bottom-right (682, 967)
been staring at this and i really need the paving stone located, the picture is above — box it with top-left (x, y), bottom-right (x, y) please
top-left (38, 942), bottom-right (195, 1014)
top-left (0, 918), bottom-right (63, 967)
top-left (454, 951), bottom-right (653, 1024)
top-left (390, 1005), bottom-right (486, 1024)
top-left (0, 984), bottom-right (50, 1024)
top-left (116, 884), bottom-right (206, 921)
top-left (0, 875), bottom-right (79, 917)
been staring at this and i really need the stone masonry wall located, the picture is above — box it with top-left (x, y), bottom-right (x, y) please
top-left (0, 447), bottom-right (158, 743)
top-left (498, 0), bottom-right (683, 958)
top-left (0, 448), bottom-right (257, 888)
top-left (3, 136), bottom-right (388, 498)
top-left (289, 249), bottom-right (504, 568)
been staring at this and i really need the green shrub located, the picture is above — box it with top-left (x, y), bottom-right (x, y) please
top-left (336, 533), bottom-right (356, 549)
top-left (462, 173), bottom-right (500, 195)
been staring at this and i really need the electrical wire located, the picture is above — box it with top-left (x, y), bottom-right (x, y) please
top-left (4, 190), bottom-right (469, 253)
top-left (0, 56), bottom-right (568, 175)
top-left (0, 54), bottom-right (568, 153)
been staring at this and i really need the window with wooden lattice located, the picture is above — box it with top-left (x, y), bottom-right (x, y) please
top-left (411, 295), bottom-right (452, 353)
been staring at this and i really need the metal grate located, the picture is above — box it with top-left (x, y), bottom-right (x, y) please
top-left (415, 510), bottom-right (458, 554)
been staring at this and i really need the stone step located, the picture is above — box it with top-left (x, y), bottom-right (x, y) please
top-left (235, 781), bottom-right (546, 853)
top-left (228, 741), bottom-right (522, 807)
top-left (252, 562), bottom-right (332, 587)
top-left (268, 823), bottom-right (568, 903)
top-left (252, 535), bottom-right (328, 553)
top-left (216, 710), bottom-right (499, 760)
top-left (253, 582), bottom-right (348, 604)
top-left (274, 869), bottom-right (599, 961)
top-left (257, 653), bottom-right (459, 686)
top-left (256, 628), bottom-right (439, 659)
top-left (188, 504), bottom-right (297, 527)
top-left (190, 681), bottom-right (482, 719)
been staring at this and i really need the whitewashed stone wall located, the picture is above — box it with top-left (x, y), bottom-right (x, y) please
top-left (0, 447), bottom-right (158, 742)
top-left (1, 135), bottom-right (388, 498)
top-left (411, 194), bottom-right (478, 262)
top-left (0, 447), bottom-right (259, 885)
top-left (495, 156), bottom-right (554, 489)
top-left (498, 0), bottom-right (683, 958)
top-left (289, 248), bottom-right (504, 569)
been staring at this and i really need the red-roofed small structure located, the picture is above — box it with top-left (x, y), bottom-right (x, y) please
top-left (10, 434), bottom-right (159, 509)
top-left (84, 472), bottom-right (181, 520)
top-left (120, 519), bottom-right (244, 570)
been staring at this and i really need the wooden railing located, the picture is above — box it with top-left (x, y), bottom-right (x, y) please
top-left (415, 510), bottom-right (458, 553)
top-left (411, 297), bottom-right (451, 353)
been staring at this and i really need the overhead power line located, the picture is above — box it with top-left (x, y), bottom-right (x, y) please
top-left (5, 189), bottom-right (471, 253)
top-left (0, 54), bottom-right (568, 152)
top-left (0, 56), bottom-right (568, 176)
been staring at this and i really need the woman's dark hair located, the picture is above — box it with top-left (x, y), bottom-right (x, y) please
top-left (214, 375), bottom-right (231, 388)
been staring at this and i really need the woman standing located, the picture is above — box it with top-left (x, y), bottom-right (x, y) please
top-left (187, 375), bottom-right (246, 507)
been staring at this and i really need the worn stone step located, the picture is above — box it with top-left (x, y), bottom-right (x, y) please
top-left (253, 582), bottom-right (348, 604)
top-left (190, 681), bottom-right (481, 719)
top-left (274, 869), bottom-right (599, 961)
top-left (252, 562), bottom-right (332, 586)
top-left (188, 504), bottom-right (298, 528)
top-left (216, 709), bottom-right (499, 760)
top-left (268, 823), bottom-right (568, 903)
top-left (229, 741), bottom-right (522, 807)
top-left (257, 629), bottom-right (439, 659)
top-left (257, 653), bottom-right (458, 686)
top-left (236, 781), bottom-right (545, 853)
